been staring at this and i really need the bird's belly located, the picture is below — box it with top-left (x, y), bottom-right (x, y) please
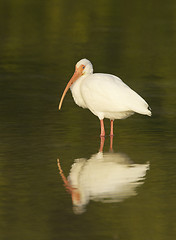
top-left (89, 109), bottom-right (134, 120)
top-left (103, 111), bottom-right (134, 120)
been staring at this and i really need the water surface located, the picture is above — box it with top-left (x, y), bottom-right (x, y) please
top-left (0, 0), bottom-right (176, 239)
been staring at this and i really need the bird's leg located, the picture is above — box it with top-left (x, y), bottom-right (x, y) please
top-left (109, 135), bottom-right (114, 152)
top-left (99, 136), bottom-right (105, 152)
top-left (110, 120), bottom-right (114, 136)
top-left (100, 119), bottom-right (105, 137)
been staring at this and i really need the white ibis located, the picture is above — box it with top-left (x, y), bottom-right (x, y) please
top-left (59, 59), bottom-right (151, 136)
top-left (57, 153), bottom-right (149, 214)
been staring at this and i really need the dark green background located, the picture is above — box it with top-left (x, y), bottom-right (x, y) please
top-left (0, 0), bottom-right (176, 239)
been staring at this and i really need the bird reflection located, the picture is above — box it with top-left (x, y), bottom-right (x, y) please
top-left (57, 137), bottom-right (149, 214)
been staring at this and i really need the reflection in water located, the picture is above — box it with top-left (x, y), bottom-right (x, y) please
top-left (57, 137), bottom-right (149, 214)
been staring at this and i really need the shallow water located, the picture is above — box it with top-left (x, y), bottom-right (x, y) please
top-left (0, 0), bottom-right (176, 239)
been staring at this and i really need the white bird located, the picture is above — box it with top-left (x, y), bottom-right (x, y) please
top-left (59, 58), bottom-right (151, 136)
top-left (57, 152), bottom-right (149, 214)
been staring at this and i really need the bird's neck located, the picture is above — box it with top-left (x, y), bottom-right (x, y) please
top-left (70, 74), bottom-right (89, 108)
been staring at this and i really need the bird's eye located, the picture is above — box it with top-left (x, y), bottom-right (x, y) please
top-left (83, 66), bottom-right (85, 69)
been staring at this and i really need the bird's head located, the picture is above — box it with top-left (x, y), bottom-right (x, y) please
top-left (58, 58), bottom-right (93, 110)
top-left (75, 58), bottom-right (93, 75)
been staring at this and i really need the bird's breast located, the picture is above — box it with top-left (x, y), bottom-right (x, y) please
top-left (70, 76), bottom-right (87, 109)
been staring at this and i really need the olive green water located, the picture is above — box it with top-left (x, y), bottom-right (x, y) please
top-left (0, 1), bottom-right (176, 239)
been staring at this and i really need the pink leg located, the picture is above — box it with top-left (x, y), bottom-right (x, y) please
top-left (99, 137), bottom-right (105, 152)
top-left (110, 135), bottom-right (113, 152)
top-left (100, 119), bottom-right (105, 137)
top-left (110, 120), bottom-right (114, 136)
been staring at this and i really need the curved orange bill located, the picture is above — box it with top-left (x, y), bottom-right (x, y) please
top-left (58, 70), bottom-right (81, 110)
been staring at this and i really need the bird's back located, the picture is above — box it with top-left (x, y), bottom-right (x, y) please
top-left (81, 73), bottom-right (151, 118)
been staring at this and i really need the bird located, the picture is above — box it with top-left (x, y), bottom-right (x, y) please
top-left (57, 152), bottom-right (149, 214)
top-left (59, 58), bottom-right (151, 137)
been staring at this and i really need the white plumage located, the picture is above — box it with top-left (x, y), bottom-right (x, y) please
top-left (59, 58), bottom-right (151, 136)
top-left (58, 152), bottom-right (149, 214)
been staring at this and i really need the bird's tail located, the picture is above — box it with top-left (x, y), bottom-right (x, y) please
top-left (146, 106), bottom-right (152, 116)
top-left (135, 105), bottom-right (152, 116)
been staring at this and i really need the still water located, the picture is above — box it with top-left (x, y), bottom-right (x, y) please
top-left (0, 0), bottom-right (176, 239)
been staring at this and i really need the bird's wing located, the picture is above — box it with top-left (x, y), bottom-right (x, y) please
top-left (81, 73), bottom-right (148, 114)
